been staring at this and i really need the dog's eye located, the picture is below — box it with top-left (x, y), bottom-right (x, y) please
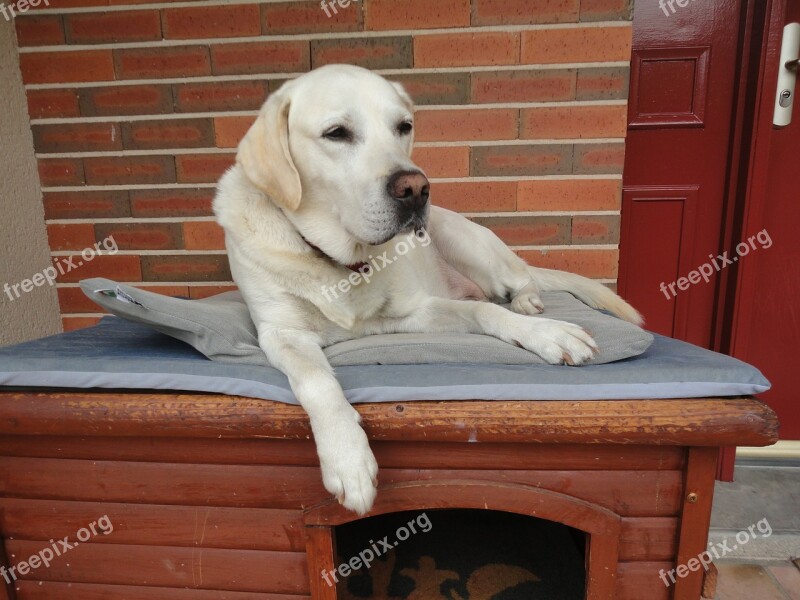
top-left (397, 121), bottom-right (413, 135)
top-left (323, 126), bottom-right (352, 141)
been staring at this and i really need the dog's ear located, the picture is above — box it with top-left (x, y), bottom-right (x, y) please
top-left (236, 89), bottom-right (302, 211)
top-left (390, 81), bottom-right (415, 156)
top-left (391, 81), bottom-right (414, 111)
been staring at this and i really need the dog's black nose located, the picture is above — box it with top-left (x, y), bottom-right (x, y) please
top-left (387, 170), bottom-right (430, 210)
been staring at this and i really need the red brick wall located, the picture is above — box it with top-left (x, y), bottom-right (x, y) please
top-left (15, 0), bottom-right (633, 331)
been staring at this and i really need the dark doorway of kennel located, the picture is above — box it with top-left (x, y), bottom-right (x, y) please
top-left (304, 481), bottom-right (621, 600)
top-left (334, 509), bottom-right (586, 599)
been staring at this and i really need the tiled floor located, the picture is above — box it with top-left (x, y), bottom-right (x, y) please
top-left (708, 464), bottom-right (800, 599)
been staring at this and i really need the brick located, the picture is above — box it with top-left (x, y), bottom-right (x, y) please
top-left (47, 223), bottom-right (96, 251)
top-left (65, 10), bottom-right (161, 44)
top-left (517, 248), bottom-right (618, 278)
top-left (174, 80), bottom-right (268, 113)
top-left (94, 223), bottom-right (184, 250)
top-left (114, 46), bottom-right (211, 80)
top-left (38, 158), bottom-right (84, 186)
top-left (58, 287), bottom-right (109, 314)
top-left (79, 85), bottom-right (173, 117)
top-left (571, 215), bottom-right (620, 244)
top-left (33, 122), bottom-right (122, 153)
top-left (62, 317), bottom-right (103, 332)
top-left (141, 255), bottom-right (231, 282)
top-left (29, 0), bottom-right (106, 8)
top-left (84, 156), bottom-right (176, 185)
top-left (20, 50), bottom-right (114, 84)
top-left (211, 41), bottom-right (309, 76)
top-left (521, 105), bottom-right (628, 139)
top-left (472, 144), bottom-right (572, 177)
top-left (472, 0), bottom-right (579, 25)
top-left (573, 142), bottom-right (625, 174)
top-left (214, 116), bottom-right (252, 148)
top-left (411, 146), bottom-right (469, 178)
top-left (264, 0), bottom-right (362, 34)
top-left (415, 108), bottom-right (518, 142)
top-left (577, 67), bottom-right (630, 100)
top-left (390, 72), bottom-right (469, 105)
top-left (311, 36), bottom-right (411, 69)
top-left (189, 285), bottom-right (237, 299)
top-left (162, 4), bottom-right (261, 39)
top-left (183, 221), bottom-right (226, 251)
top-left (138, 285), bottom-right (190, 298)
top-left (176, 153), bottom-right (235, 183)
top-left (472, 69), bottom-right (576, 103)
top-left (43, 190), bottom-right (131, 219)
top-left (432, 181), bottom-right (516, 212)
top-left (414, 32), bottom-right (519, 68)
top-left (15, 14), bottom-right (64, 46)
top-left (130, 189), bottom-right (214, 218)
top-left (522, 26), bottom-right (632, 64)
top-left (580, 0), bottom-right (633, 21)
top-left (471, 215), bottom-right (570, 246)
top-left (27, 89), bottom-right (80, 119)
top-left (367, 0), bottom-right (469, 30)
top-left (55, 255), bottom-right (142, 283)
top-left (122, 118), bottom-right (214, 150)
top-left (517, 179), bottom-right (621, 211)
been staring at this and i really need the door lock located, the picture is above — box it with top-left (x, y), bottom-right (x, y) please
top-left (774, 23), bottom-right (800, 126)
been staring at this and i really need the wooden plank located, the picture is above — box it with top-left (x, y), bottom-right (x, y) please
top-left (0, 499), bottom-right (305, 552)
top-left (305, 528), bottom-right (337, 600)
top-left (616, 561), bottom-right (673, 600)
top-left (619, 517), bottom-right (679, 561)
top-left (0, 393), bottom-right (779, 446)
top-left (0, 524), bottom-right (15, 600)
top-left (0, 457), bottom-right (683, 516)
top-left (0, 436), bottom-right (686, 470)
top-left (673, 447), bottom-right (719, 600)
top-left (5, 540), bottom-right (308, 595)
top-left (14, 581), bottom-right (307, 600)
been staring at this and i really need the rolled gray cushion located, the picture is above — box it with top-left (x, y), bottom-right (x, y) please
top-left (80, 278), bottom-right (653, 366)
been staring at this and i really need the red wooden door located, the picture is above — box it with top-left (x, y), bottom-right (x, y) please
top-left (619, 0), bottom-right (744, 346)
top-left (728, 0), bottom-right (800, 440)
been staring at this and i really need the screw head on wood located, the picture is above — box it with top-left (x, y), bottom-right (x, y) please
top-left (687, 492), bottom-right (699, 503)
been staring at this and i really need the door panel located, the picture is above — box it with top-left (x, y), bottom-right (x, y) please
top-left (620, 0), bottom-right (743, 346)
top-left (619, 187), bottom-right (698, 337)
top-left (730, 0), bottom-right (800, 439)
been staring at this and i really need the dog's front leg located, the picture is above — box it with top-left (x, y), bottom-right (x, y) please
top-left (258, 327), bottom-right (378, 514)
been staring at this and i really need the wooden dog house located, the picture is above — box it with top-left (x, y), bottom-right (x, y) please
top-left (0, 391), bottom-right (778, 600)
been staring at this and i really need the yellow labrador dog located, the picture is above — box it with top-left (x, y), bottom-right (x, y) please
top-left (214, 64), bottom-right (641, 515)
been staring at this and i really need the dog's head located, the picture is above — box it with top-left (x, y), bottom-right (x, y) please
top-left (237, 64), bottom-right (429, 249)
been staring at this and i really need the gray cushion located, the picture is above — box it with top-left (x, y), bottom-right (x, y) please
top-left (80, 278), bottom-right (653, 366)
top-left (0, 318), bottom-right (771, 404)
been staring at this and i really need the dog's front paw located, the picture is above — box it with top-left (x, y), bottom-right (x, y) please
top-left (514, 317), bottom-right (598, 365)
top-left (511, 290), bottom-right (544, 315)
top-left (510, 281), bottom-right (544, 315)
top-left (313, 408), bottom-right (378, 515)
